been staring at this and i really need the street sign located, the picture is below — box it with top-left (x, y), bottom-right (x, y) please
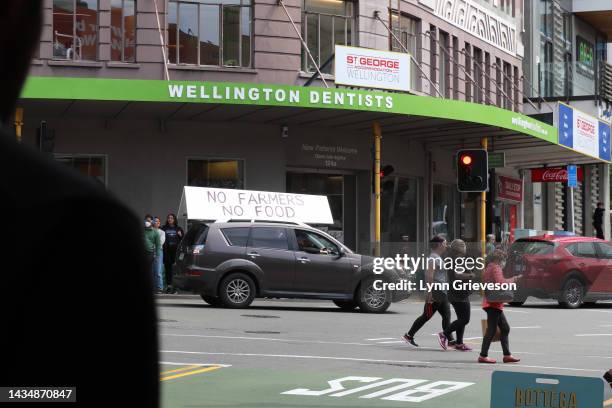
top-left (567, 165), bottom-right (578, 188)
top-left (488, 152), bottom-right (505, 168)
top-left (490, 371), bottom-right (604, 408)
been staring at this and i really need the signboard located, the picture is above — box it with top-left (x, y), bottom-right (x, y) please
top-left (178, 186), bottom-right (334, 224)
top-left (576, 36), bottom-right (595, 79)
top-left (488, 152), bottom-right (506, 168)
top-left (567, 165), bottom-right (578, 188)
top-left (496, 175), bottom-right (522, 202)
top-left (490, 371), bottom-right (604, 408)
top-left (531, 167), bottom-right (584, 183)
top-left (558, 103), bottom-right (612, 162)
top-left (334, 45), bottom-right (411, 92)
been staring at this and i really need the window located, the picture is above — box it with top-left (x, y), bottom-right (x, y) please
top-left (295, 229), bottom-right (339, 254)
top-left (465, 43), bottom-right (472, 102)
top-left (439, 31), bottom-right (450, 98)
top-left (111, 0), bottom-right (136, 62)
top-left (248, 227), bottom-right (289, 250)
top-left (183, 223), bottom-right (209, 246)
top-left (222, 227), bottom-right (250, 246)
top-left (567, 242), bottom-right (597, 258)
top-left (303, 0), bottom-right (353, 73)
top-left (187, 159), bottom-right (244, 189)
top-left (595, 243), bottom-right (612, 260)
top-left (473, 47), bottom-right (483, 103)
top-left (510, 240), bottom-right (554, 255)
top-left (168, 0), bottom-right (251, 67)
top-left (503, 61), bottom-right (512, 109)
top-left (53, 0), bottom-right (98, 60)
top-left (55, 155), bottom-right (106, 185)
top-left (390, 12), bottom-right (419, 91)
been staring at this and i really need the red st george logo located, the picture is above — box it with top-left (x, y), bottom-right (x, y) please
top-left (346, 55), bottom-right (399, 69)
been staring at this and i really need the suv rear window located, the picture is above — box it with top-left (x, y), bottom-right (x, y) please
top-left (510, 240), bottom-right (554, 255)
top-left (182, 223), bottom-right (209, 247)
top-left (221, 227), bottom-right (250, 247)
top-left (248, 227), bottom-right (289, 250)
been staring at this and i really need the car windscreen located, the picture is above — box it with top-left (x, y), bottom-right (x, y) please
top-left (182, 223), bottom-right (209, 247)
top-left (509, 240), bottom-right (554, 255)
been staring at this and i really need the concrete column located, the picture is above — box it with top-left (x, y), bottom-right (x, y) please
top-left (584, 165), bottom-right (594, 237)
top-left (600, 164), bottom-right (611, 240)
top-left (545, 182), bottom-right (556, 231)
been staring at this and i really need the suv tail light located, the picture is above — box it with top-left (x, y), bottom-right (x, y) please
top-left (185, 268), bottom-right (203, 277)
top-left (187, 244), bottom-right (205, 255)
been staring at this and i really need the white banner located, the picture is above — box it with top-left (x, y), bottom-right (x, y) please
top-left (573, 109), bottom-right (598, 158)
top-left (179, 186), bottom-right (334, 224)
top-left (334, 46), bottom-right (411, 92)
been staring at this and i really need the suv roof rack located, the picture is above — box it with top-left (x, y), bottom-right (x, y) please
top-left (215, 218), bottom-right (310, 227)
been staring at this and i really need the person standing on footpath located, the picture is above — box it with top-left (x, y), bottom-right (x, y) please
top-left (403, 236), bottom-right (452, 349)
top-left (153, 217), bottom-right (166, 293)
top-left (593, 202), bottom-right (605, 240)
top-left (162, 213), bottom-right (184, 294)
top-left (444, 239), bottom-right (475, 351)
top-left (144, 216), bottom-right (162, 293)
top-left (479, 250), bottom-right (522, 364)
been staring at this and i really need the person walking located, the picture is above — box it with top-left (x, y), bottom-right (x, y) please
top-left (479, 249), bottom-right (522, 364)
top-left (153, 217), bottom-right (166, 293)
top-left (144, 215), bottom-right (161, 293)
top-left (162, 213), bottom-right (184, 294)
top-left (593, 202), bottom-right (605, 240)
top-left (485, 234), bottom-right (496, 257)
top-left (444, 239), bottom-right (475, 351)
top-left (403, 236), bottom-right (452, 349)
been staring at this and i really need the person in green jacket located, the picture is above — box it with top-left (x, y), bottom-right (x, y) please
top-left (143, 215), bottom-right (162, 293)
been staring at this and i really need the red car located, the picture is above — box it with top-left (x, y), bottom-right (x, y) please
top-left (505, 235), bottom-right (612, 308)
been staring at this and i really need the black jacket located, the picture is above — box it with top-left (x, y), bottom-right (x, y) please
top-left (594, 207), bottom-right (604, 227)
top-left (0, 131), bottom-right (159, 406)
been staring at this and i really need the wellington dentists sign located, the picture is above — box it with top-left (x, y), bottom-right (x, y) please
top-left (558, 102), bottom-right (611, 162)
top-left (334, 46), bottom-right (411, 92)
top-left (178, 186), bottom-right (334, 224)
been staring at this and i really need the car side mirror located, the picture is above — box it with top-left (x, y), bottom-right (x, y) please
top-left (337, 247), bottom-right (346, 257)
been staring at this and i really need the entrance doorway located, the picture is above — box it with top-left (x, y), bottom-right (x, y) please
top-left (286, 170), bottom-right (357, 249)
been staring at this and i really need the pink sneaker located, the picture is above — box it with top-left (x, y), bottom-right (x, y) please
top-left (454, 343), bottom-right (473, 352)
top-left (437, 332), bottom-right (448, 350)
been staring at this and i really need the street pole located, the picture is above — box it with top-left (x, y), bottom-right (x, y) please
top-left (481, 136), bottom-right (488, 258)
top-left (373, 122), bottom-right (382, 257)
top-left (14, 107), bottom-right (23, 142)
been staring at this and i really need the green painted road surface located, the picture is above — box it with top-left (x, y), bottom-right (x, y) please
top-left (158, 298), bottom-right (612, 408)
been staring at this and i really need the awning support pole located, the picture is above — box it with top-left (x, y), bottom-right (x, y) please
top-left (304, 53), bottom-right (335, 87)
top-left (278, 0), bottom-right (329, 88)
top-left (153, 0), bottom-right (171, 81)
top-left (481, 137), bottom-right (488, 258)
top-left (374, 11), bottom-right (444, 99)
top-left (373, 121), bottom-right (382, 257)
top-left (14, 107), bottom-right (23, 142)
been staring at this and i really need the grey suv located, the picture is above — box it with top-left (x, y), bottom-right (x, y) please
top-left (173, 221), bottom-right (409, 313)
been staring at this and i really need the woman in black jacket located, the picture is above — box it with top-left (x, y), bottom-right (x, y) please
top-left (443, 239), bottom-right (475, 351)
top-left (162, 213), bottom-right (184, 293)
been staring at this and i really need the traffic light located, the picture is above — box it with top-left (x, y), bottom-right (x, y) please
top-left (380, 165), bottom-right (394, 178)
top-left (456, 149), bottom-right (488, 192)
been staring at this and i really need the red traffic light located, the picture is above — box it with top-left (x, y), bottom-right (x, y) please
top-left (380, 165), bottom-right (394, 178)
top-left (460, 155), bottom-right (473, 166)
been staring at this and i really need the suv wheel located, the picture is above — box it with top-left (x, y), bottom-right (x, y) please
top-left (558, 278), bottom-right (584, 309)
top-left (358, 278), bottom-right (390, 313)
top-left (219, 273), bottom-right (256, 308)
top-left (200, 294), bottom-right (222, 306)
top-left (333, 300), bottom-right (358, 311)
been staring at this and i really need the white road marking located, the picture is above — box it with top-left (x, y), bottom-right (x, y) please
top-left (463, 337), bottom-right (483, 340)
top-left (163, 333), bottom-right (371, 346)
top-left (585, 355), bottom-right (612, 359)
top-left (512, 326), bottom-right (542, 329)
top-left (575, 333), bottom-right (612, 337)
top-left (160, 361), bottom-right (232, 367)
top-left (599, 324), bottom-right (612, 327)
top-left (160, 350), bottom-right (603, 372)
top-left (471, 308), bottom-right (530, 314)
top-left (366, 338), bottom-right (395, 341)
top-left (377, 341), bottom-right (406, 344)
top-left (583, 310), bottom-right (612, 313)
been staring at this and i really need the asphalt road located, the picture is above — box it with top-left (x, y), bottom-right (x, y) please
top-left (158, 296), bottom-right (612, 408)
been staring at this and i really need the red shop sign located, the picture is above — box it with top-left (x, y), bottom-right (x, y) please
top-left (497, 176), bottom-right (523, 202)
top-left (531, 167), bottom-right (584, 183)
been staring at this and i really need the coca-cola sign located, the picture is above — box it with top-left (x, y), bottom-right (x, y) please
top-left (531, 167), bottom-right (584, 183)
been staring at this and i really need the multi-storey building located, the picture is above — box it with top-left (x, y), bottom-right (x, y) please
top-left (12, 0), bottom-right (610, 252)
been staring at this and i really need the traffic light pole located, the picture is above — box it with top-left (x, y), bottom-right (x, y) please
top-left (480, 137), bottom-right (488, 258)
top-left (373, 122), bottom-right (382, 257)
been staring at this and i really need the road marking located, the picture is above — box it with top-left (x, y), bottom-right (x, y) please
top-left (512, 326), bottom-right (542, 329)
top-left (160, 361), bottom-right (232, 367)
top-left (575, 333), bottom-right (612, 337)
top-left (377, 341), bottom-right (406, 344)
top-left (366, 338), bottom-right (395, 341)
top-left (585, 355), bottom-right (612, 359)
top-left (163, 333), bottom-right (371, 346)
top-left (160, 350), bottom-right (603, 372)
top-left (472, 308), bottom-right (530, 314)
top-left (160, 365), bottom-right (224, 381)
top-left (161, 365), bottom-right (201, 375)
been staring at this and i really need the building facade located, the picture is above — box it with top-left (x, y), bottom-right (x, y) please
top-left (13, 0), bottom-right (610, 253)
